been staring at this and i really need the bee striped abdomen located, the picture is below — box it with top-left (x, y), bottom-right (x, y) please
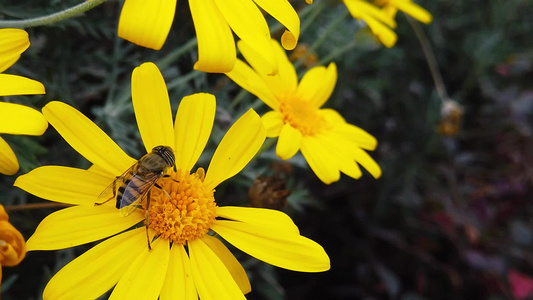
top-left (118, 174), bottom-right (150, 209)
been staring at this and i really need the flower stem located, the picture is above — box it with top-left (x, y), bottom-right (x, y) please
top-left (406, 16), bottom-right (449, 102)
top-left (4, 202), bottom-right (71, 211)
top-left (0, 0), bottom-right (107, 29)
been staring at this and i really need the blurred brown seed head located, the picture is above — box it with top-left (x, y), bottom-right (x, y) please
top-left (248, 175), bottom-right (291, 210)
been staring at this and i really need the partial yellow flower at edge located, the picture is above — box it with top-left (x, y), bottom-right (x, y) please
top-left (0, 103), bottom-right (48, 175)
top-left (0, 204), bottom-right (27, 289)
top-left (342, 0), bottom-right (398, 48)
top-left (0, 28), bottom-right (45, 95)
top-left (226, 40), bottom-right (382, 184)
top-left (14, 62), bottom-right (330, 299)
top-left (118, 0), bottom-right (301, 74)
top-left (0, 28), bottom-right (47, 175)
top-left (377, 0), bottom-right (433, 24)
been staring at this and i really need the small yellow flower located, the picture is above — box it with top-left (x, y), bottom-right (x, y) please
top-left (226, 40), bottom-right (381, 184)
top-left (118, 0), bottom-right (301, 74)
top-left (343, 0), bottom-right (399, 47)
top-left (0, 28), bottom-right (47, 175)
top-left (15, 62), bottom-right (330, 299)
top-left (337, 0), bottom-right (432, 47)
top-left (0, 204), bottom-right (27, 289)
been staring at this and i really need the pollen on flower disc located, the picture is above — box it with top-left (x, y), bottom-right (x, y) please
top-left (146, 168), bottom-right (217, 244)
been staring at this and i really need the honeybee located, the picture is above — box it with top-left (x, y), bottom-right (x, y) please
top-left (95, 145), bottom-right (176, 249)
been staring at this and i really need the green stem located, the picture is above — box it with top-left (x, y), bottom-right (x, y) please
top-left (317, 40), bottom-right (357, 66)
top-left (156, 37), bottom-right (198, 69)
top-left (166, 70), bottom-right (204, 90)
top-left (406, 16), bottom-right (449, 102)
top-left (0, 0), bottom-right (107, 29)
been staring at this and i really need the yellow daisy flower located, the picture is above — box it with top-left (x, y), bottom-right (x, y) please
top-left (118, 0), bottom-right (301, 74)
top-left (339, 0), bottom-right (432, 47)
top-left (0, 28), bottom-right (47, 175)
top-left (15, 62), bottom-right (330, 299)
top-left (226, 40), bottom-right (382, 184)
top-left (0, 204), bottom-right (27, 291)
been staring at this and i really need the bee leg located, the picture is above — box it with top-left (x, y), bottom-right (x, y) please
top-left (162, 174), bottom-right (180, 183)
top-left (145, 191), bottom-right (152, 251)
top-left (154, 182), bottom-right (179, 210)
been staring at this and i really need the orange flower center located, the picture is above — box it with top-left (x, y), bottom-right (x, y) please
top-left (146, 168), bottom-right (217, 244)
top-left (278, 97), bottom-right (326, 136)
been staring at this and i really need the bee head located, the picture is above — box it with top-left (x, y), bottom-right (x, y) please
top-left (152, 146), bottom-right (175, 168)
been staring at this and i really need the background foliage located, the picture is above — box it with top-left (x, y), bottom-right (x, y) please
top-left (1, 0), bottom-right (532, 299)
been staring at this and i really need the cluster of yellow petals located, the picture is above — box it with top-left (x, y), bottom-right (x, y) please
top-left (278, 96), bottom-right (327, 136)
top-left (0, 205), bottom-right (26, 285)
top-left (147, 168), bottom-right (217, 245)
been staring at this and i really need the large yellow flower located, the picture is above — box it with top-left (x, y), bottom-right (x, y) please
top-left (341, 0), bottom-right (432, 47)
top-left (226, 40), bottom-right (381, 184)
top-left (118, 0), bottom-right (301, 74)
top-left (0, 28), bottom-right (47, 175)
top-left (15, 62), bottom-right (330, 299)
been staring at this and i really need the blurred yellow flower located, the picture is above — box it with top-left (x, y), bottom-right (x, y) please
top-left (338, 0), bottom-right (432, 47)
top-left (118, 0), bottom-right (301, 74)
top-left (0, 204), bottom-right (27, 289)
top-left (0, 28), bottom-right (47, 175)
top-left (226, 40), bottom-right (381, 184)
top-left (15, 62), bottom-right (330, 299)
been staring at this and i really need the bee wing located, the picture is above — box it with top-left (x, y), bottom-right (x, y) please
top-left (119, 172), bottom-right (163, 217)
top-left (97, 165), bottom-right (136, 201)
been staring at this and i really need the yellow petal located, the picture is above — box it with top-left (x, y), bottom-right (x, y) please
top-left (110, 238), bottom-right (169, 300)
top-left (0, 102), bottom-right (47, 135)
top-left (237, 40), bottom-right (296, 97)
top-left (174, 93), bottom-right (216, 173)
top-left (252, 0), bottom-right (300, 50)
top-left (344, 0), bottom-right (396, 28)
top-left (189, 238), bottom-right (246, 300)
top-left (202, 235), bottom-right (251, 294)
top-left (42, 101), bottom-right (136, 176)
top-left (225, 59), bottom-right (279, 110)
top-left (160, 244), bottom-right (197, 300)
top-left (297, 63), bottom-right (337, 108)
top-left (318, 134), bottom-right (363, 180)
top-left (215, 0), bottom-right (277, 75)
top-left (14, 166), bottom-right (113, 205)
top-left (271, 40), bottom-right (298, 95)
top-left (363, 13), bottom-right (399, 47)
top-left (0, 28), bottom-right (28, 73)
top-left (0, 74), bottom-right (45, 96)
top-left (43, 228), bottom-right (146, 300)
top-left (276, 123), bottom-right (302, 160)
top-left (212, 220), bottom-right (330, 272)
top-left (132, 62), bottom-right (175, 153)
top-left (352, 147), bottom-right (382, 179)
top-left (26, 205), bottom-right (143, 251)
top-left (190, 0), bottom-right (236, 73)
top-left (390, 0), bottom-right (433, 24)
top-left (217, 206), bottom-right (299, 235)
top-left (300, 137), bottom-right (340, 184)
top-left (205, 109), bottom-right (265, 190)
top-left (118, 0), bottom-right (177, 50)
top-left (261, 111), bottom-right (284, 137)
top-left (321, 109), bottom-right (378, 150)
top-left (0, 136), bottom-right (18, 175)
